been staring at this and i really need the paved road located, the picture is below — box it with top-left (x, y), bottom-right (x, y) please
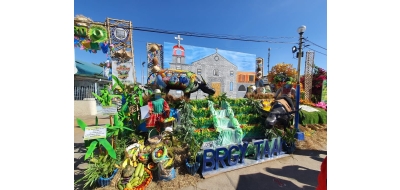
top-left (74, 115), bottom-right (326, 190)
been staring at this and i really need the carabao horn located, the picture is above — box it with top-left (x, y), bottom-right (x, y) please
top-left (200, 75), bottom-right (206, 84)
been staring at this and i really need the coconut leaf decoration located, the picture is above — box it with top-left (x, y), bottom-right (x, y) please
top-left (89, 25), bottom-right (108, 43)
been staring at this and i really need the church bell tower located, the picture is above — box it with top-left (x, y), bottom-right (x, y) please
top-left (172, 35), bottom-right (185, 64)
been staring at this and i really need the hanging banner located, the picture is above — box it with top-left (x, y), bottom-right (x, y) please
top-left (73, 15), bottom-right (109, 54)
top-left (146, 43), bottom-right (163, 77)
top-left (321, 80), bottom-right (327, 103)
top-left (112, 60), bottom-right (135, 85)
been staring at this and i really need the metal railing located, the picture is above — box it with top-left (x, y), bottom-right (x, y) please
top-left (74, 85), bottom-right (98, 100)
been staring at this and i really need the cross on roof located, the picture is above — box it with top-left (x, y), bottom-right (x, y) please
top-left (216, 48), bottom-right (218, 53)
top-left (174, 35), bottom-right (183, 47)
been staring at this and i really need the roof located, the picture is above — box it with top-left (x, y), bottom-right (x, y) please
top-left (74, 74), bottom-right (111, 83)
top-left (192, 52), bottom-right (237, 68)
top-left (75, 60), bottom-right (104, 76)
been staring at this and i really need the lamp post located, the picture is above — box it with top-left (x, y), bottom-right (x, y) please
top-left (294, 25), bottom-right (306, 141)
top-left (267, 48), bottom-right (270, 74)
top-left (142, 61), bottom-right (145, 84)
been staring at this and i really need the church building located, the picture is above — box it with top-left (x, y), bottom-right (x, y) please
top-left (167, 36), bottom-right (238, 99)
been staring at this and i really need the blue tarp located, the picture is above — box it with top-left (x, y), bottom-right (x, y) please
top-left (75, 60), bottom-right (103, 76)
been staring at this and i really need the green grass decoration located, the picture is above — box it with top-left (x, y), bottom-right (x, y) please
top-left (188, 97), bottom-right (327, 141)
top-left (299, 108), bottom-right (327, 125)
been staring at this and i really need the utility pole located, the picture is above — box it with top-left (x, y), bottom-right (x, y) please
top-left (294, 25), bottom-right (306, 141)
top-left (267, 48), bottom-right (271, 74)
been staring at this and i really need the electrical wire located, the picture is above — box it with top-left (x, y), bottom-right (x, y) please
top-left (304, 46), bottom-right (327, 56)
top-left (75, 20), bottom-right (327, 47)
top-left (75, 20), bottom-right (298, 44)
top-left (303, 39), bottom-right (327, 50)
top-left (133, 27), bottom-right (297, 44)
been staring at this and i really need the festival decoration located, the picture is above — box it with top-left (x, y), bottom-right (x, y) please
top-left (255, 58), bottom-right (264, 87)
top-left (112, 49), bottom-right (133, 63)
top-left (74, 26), bottom-right (88, 37)
top-left (75, 78), bottom-right (327, 188)
top-left (89, 25), bottom-right (108, 43)
top-left (147, 69), bottom-right (215, 99)
top-left (147, 43), bottom-right (163, 76)
top-left (145, 89), bottom-right (170, 132)
top-left (267, 63), bottom-right (297, 89)
top-left (74, 15), bottom-right (110, 54)
top-left (300, 65), bottom-right (327, 102)
top-left (314, 102), bottom-right (327, 110)
top-left (100, 42), bottom-right (109, 54)
top-left (321, 80), bottom-right (327, 103)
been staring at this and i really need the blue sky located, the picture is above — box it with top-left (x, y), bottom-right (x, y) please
top-left (74, 0), bottom-right (327, 83)
top-left (163, 42), bottom-right (256, 71)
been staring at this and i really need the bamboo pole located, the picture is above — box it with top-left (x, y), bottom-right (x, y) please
top-left (129, 20), bottom-right (135, 83)
top-left (110, 115), bottom-right (115, 149)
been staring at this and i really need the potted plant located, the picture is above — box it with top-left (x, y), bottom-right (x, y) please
top-left (75, 112), bottom-right (130, 189)
top-left (185, 134), bottom-right (204, 175)
top-left (173, 101), bottom-right (204, 175)
top-left (75, 155), bottom-right (119, 189)
top-left (95, 155), bottom-right (119, 187)
top-left (281, 127), bottom-right (297, 154)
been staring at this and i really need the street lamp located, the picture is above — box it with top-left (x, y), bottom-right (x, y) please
top-left (142, 61), bottom-right (146, 85)
top-left (294, 25), bottom-right (306, 141)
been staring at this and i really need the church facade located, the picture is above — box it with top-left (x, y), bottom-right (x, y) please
top-left (169, 51), bottom-right (238, 99)
top-left (236, 71), bottom-right (256, 98)
top-left (162, 36), bottom-right (260, 99)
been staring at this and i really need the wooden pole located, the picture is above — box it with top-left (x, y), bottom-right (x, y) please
top-left (110, 115), bottom-right (115, 149)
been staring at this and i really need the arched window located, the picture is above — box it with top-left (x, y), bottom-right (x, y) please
top-left (238, 85), bottom-right (246, 91)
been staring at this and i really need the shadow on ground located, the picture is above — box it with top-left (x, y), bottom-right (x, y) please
top-left (75, 143), bottom-right (86, 190)
top-left (294, 149), bottom-right (327, 162)
top-left (236, 172), bottom-right (314, 190)
top-left (266, 165), bottom-right (319, 188)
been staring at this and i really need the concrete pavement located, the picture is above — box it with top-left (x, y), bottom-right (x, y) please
top-left (180, 150), bottom-right (325, 190)
top-left (74, 115), bottom-right (326, 190)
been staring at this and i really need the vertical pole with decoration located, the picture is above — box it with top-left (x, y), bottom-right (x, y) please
top-left (294, 26), bottom-right (306, 141)
top-left (104, 18), bottom-right (115, 149)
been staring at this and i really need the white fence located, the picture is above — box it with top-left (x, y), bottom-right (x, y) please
top-left (74, 85), bottom-right (98, 100)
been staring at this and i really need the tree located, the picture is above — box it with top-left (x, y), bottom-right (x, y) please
top-left (267, 63), bottom-right (298, 89)
top-left (92, 62), bottom-right (107, 67)
top-left (300, 66), bottom-right (327, 102)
